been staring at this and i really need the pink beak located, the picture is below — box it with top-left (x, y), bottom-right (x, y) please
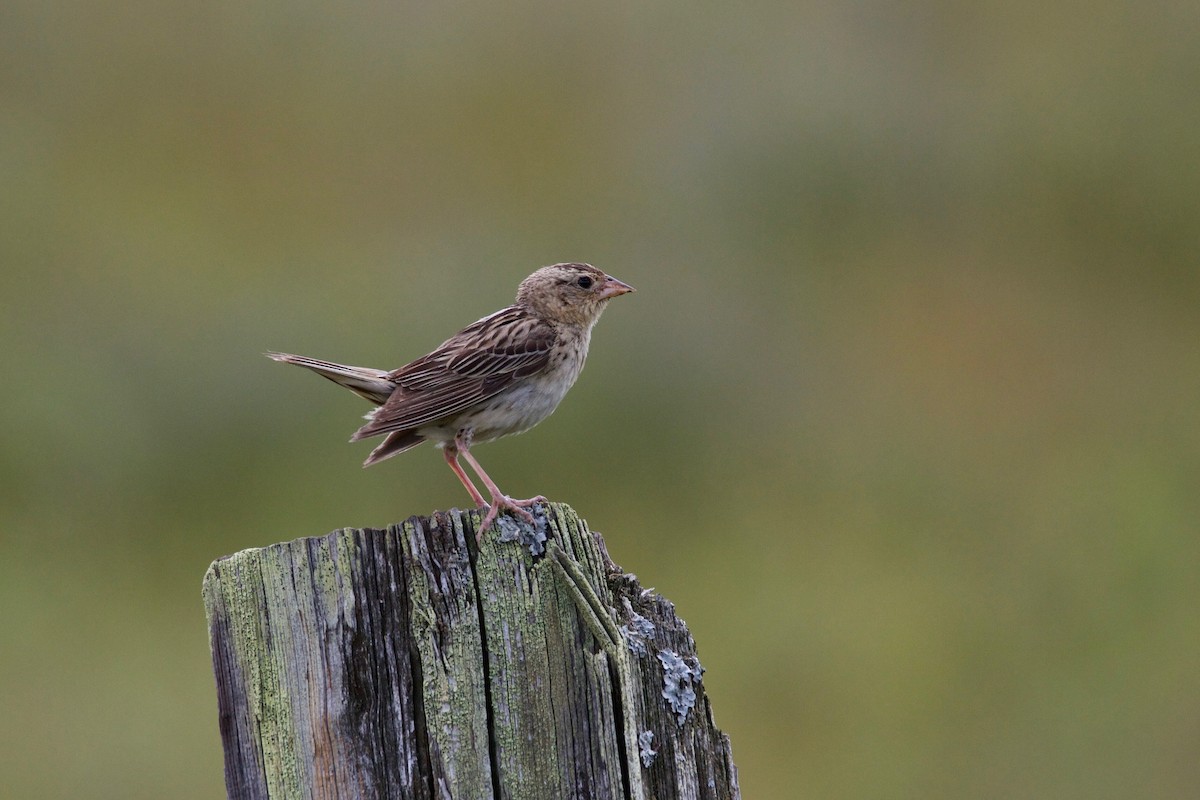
top-left (598, 276), bottom-right (636, 300)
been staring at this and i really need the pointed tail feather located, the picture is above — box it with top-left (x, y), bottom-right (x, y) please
top-left (362, 430), bottom-right (425, 467)
top-left (267, 351), bottom-right (396, 406)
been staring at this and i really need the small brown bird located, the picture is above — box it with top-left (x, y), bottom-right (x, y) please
top-left (269, 263), bottom-right (634, 540)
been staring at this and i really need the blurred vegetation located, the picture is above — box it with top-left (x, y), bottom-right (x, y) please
top-left (2, 1), bottom-right (1198, 798)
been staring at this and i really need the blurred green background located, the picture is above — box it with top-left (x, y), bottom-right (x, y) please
top-left (2, 1), bottom-right (1198, 797)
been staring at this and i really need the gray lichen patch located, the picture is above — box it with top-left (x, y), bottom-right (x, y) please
top-left (619, 597), bottom-right (656, 656)
top-left (638, 730), bottom-right (658, 768)
top-left (497, 504), bottom-right (549, 556)
top-left (657, 650), bottom-right (703, 727)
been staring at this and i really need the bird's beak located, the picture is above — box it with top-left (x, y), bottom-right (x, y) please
top-left (598, 276), bottom-right (635, 300)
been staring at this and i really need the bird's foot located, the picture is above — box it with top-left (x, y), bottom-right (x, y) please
top-left (477, 494), bottom-right (548, 543)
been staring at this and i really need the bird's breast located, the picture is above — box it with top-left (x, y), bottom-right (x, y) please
top-left (457, 329), bottom-right (591, 443)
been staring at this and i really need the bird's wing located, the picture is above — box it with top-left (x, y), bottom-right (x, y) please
top-left (352, 305), bottom-right (556, 439)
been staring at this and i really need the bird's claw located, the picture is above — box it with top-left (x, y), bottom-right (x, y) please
top-left (476, 495), bottom-right (548, 543)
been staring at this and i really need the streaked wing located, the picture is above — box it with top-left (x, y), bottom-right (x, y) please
top-left (353, 305), bottom-right (555, 438)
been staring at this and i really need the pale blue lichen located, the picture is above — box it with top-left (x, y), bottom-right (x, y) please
top-left (638, 730), bottom-right (658, 767)
top-left (657, 650), bottom-right (703, 727)
top-left (619, 601), bottom-right (656, 656)
top-left (496, 505), bottom-right (549, 556)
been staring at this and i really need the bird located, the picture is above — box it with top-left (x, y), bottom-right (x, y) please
top-left (268, 262), bottom-right (634, 541)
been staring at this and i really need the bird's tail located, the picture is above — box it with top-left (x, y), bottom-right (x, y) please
top-left (362, 430), bottom-right (426, 466)
top-left (266, 352), bottom-right (395, 406)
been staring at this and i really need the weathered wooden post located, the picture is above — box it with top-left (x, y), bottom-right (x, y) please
top-left (203, 502), bottom-right (739, 799)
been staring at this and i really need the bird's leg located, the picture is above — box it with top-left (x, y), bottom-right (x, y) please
top-left (442, 441), bottom-right (487, 507)
top-left (459, 447), bottom-right (547, 539)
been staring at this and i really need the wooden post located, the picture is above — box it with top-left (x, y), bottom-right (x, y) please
top-left (203, 502), bottom-right (739, 800)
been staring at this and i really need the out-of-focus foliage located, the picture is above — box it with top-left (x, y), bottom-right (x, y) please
top-left (2, 2), bottom-right (1198, 797)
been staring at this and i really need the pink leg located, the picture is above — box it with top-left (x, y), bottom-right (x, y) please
top-left (443, 444), bottom-right (487, 507)
top-left (459, 448), bottom-right (546, 542)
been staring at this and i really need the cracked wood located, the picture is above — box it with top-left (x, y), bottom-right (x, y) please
top-left (203, 502), bottom-right (740, 800)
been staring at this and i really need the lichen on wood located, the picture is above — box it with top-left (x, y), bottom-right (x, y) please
top-left (204, 502), bottom-right (739, 799)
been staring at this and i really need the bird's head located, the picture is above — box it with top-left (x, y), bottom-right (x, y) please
top-left (516, 263), bottom-right (635, 327)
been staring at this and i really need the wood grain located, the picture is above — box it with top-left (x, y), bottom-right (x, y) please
top-left (204, 503), bottom-right (739, 800)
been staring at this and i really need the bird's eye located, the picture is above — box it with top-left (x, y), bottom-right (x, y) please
top-left (576, 275), bottom-right (594, 289)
